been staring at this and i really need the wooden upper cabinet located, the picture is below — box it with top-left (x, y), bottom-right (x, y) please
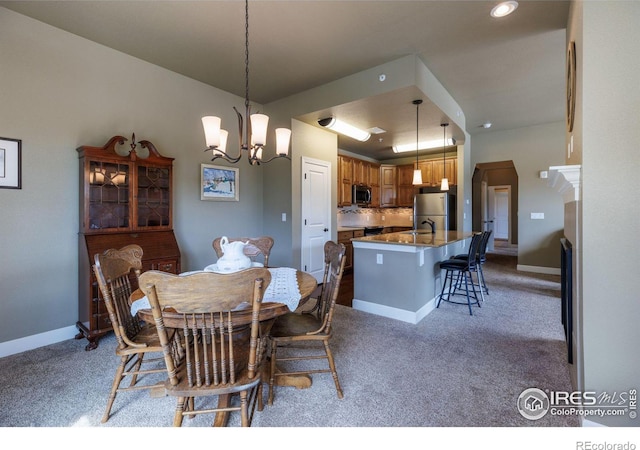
top-left (417, 160), bottom-right (434, 187)
top-left (433, 157), bottom-right (457, 186)
top-left (338, 155), bottom-right (353, 207)
top-left (380, 165), bottom-right (397, 207)
top-left (415, 156), bottom-right (457, 187)
top-left (369, 163), bottom-right (380, 186)
top-left (396, 164), bottom-right (416, 207)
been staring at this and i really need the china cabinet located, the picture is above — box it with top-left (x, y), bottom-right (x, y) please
top-left (76, 135), bottom-right (180, 350)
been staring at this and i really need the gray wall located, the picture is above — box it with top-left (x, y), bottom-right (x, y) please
top-left (471, 122), bottom-right (566, 269)
top-left (0, 8), bottom-right (268, 346)
top-left (568, 0), bottom-right (640, 427)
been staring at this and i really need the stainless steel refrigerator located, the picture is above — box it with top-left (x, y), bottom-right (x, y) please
top-left (413, 192), bottom-right (456, 232)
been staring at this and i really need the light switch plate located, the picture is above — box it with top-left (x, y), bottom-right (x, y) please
top-left (376, 254), bottom-right (383, 264)
top-left (531, 212), bottom-right (544, 219)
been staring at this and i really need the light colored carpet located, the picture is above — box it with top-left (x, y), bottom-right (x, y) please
top-left (0, 254), bottom-right (578, 429)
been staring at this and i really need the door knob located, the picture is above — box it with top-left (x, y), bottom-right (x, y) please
top-left (324, 228), bottom-right (328, 232)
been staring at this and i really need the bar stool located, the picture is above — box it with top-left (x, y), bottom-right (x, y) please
top-left (437, 233), bottom-right (483, 315)
top-left (451, 229), bottom-right (492, 298)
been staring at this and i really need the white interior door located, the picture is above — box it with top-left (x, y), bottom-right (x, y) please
top-left (494, 189), bottom-right (510, 240)
top-left (301, 157), bottom-right (331, 282)
top-left (481, 180), bottom-right (495, 251)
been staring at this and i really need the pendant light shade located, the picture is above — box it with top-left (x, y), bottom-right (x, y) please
top-left (412, 99), bottom-right (423, 186)
top-left (441, 122), bottom-right (449, 191)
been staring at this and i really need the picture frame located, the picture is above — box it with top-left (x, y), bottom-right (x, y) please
top-left (0, 137), bottom-right (22, 189)
top-left (200, 163), bottom-right (239, 201)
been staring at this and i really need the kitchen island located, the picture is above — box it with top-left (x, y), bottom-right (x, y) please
top-left (351, 230), bottom-right (474, 324)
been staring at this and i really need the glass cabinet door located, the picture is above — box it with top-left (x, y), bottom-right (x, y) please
top-left (136, 165), bottom-right (171, 228)
top-left (88, 161), bottom-right (131, 230)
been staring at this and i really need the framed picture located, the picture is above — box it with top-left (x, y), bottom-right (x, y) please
top-left (200, 164), bottom-right (239, 201)
top-left (0, 137), bottom-right (21, 189)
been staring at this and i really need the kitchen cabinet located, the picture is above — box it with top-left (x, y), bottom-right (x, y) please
top-left (380, 165), bottom-right (397, 207)
top-left (396, 164), bottom-right (417, 207)
top-left (433, 157), bottom-right (457, 186)
top-left (338, 155), bottom-right (380, 207)
top-left (368, 161), bottom-right (380, 207)
top-left (77, 135), bottom-right (181, 350)
top-left (353, 159), bottom-right (369, 186)
top-left (338, 155), bottom-right (353, 207)
top-left (338, 228), bottom-right (364, 271)
top-left (418, 157), bottom-right (457, 187)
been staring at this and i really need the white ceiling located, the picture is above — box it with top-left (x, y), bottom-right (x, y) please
top-left (1, 0), bottom-right (569, 161)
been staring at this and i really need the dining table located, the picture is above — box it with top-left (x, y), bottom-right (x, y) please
top-left (131, 266), bottom-right (318, 426)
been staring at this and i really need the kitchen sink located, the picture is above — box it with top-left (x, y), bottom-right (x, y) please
top-left (401, 230), bottom-right (434, 235)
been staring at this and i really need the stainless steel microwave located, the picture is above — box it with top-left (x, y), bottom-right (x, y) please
top-left (352, 184), bottom-right (371, 205)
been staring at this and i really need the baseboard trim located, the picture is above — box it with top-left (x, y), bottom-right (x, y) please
top-left (0, 325), bottom-right (78, 358)
top-left (517, 264), bottom-right (561, 275)
top-left (352, 297), bottom-right (436, 324)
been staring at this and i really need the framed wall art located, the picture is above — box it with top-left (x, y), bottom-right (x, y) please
top-left (0, 137), bottom-right (22, 189)
top-left (200, 164), bottom-right (239, 201)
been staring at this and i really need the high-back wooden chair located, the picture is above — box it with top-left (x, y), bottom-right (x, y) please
top-left (139, 268), bottom-right (271, 427)
top-left (267, 240), bottom-right (346, 406)
top-left (93, 244), bottom-right (175, 423)
top-left (212, 236), bottom-right (274, 267)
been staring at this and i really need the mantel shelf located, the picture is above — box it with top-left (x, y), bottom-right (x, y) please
top-left (548, 165), bottom-right (581, 203)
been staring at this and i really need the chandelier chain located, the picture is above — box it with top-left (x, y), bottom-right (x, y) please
top-left (244, 0), bottom-right (250, 110)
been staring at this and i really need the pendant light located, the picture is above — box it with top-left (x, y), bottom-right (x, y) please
top-left (412, 99), bottom-right (423, 185)
top-left (440, 122), bottom-right (450, 191)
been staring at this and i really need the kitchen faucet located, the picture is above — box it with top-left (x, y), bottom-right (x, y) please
top-left (421, 218), bottom-right (436, 233)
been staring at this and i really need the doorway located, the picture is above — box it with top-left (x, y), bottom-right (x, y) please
top-left (472, 161), bottom-right (518, 255)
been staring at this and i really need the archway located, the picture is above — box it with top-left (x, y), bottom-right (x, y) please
top-left (472, 161), bottom-right (518, 254)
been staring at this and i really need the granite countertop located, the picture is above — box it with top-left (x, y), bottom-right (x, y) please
top-left (351, 230), bottom-right (474, 248)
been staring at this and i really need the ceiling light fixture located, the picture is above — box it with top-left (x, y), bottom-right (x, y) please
top-left (412, 100), bottom-right (423, 186)
top-left (201, 0), bottom-right (291, 165)
top-left (440, 123), bottom-right (450, 191)
top-left (392, 137), bottom-right (456, 153)
top-left (318, 117), bottom-right (371, 142)
top-left (490, 1), bottom-right (519, 18)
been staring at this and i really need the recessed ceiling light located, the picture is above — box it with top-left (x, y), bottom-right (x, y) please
top-left (491, 1), bottom-right (519, 18)
top-left (482, 122), bottom-right (492, 129)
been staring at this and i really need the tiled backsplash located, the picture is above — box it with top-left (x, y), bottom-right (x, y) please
top-left (338, 206), bottom-right (413, 227)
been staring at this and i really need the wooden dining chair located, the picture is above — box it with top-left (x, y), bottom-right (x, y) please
top-left (93, 244), bottom-right (176, 423)
top-left (212, 236), bottom-right (274, 267)
top-left (267, 240), bottom-right (346, 406)
top-left (139, 268), bottom-right (272, 427)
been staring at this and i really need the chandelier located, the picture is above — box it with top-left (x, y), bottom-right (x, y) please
top-left (201, 0), bottom-right (291, 165)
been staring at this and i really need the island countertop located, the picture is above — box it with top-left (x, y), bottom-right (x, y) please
top-left (352, 230), bottom-right (474, 248)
